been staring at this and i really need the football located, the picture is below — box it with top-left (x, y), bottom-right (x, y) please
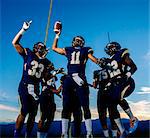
top-left (54, 21), bottom-right (62, 34)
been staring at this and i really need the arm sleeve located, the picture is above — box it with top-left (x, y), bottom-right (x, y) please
top-left (19, 48), bottom-right (28, 58)
top-left (121, 48), bottom-right (130, 58)
top-left (87, 47), bottom-right (94, 54)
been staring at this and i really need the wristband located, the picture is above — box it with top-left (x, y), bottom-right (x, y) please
top-left (55, 34), bottom-right (59, 39)
top-left (19, 28), bottom-right (26, 35)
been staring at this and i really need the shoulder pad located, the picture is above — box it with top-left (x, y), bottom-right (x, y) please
top-left (121, 48), bottom-right (129, 58)
top-left (64, 47), bottom-right (73, 52)
top-left (87, 47), bottom-right (93, 54)
top-left (25, 48), bottom-right (32, 55)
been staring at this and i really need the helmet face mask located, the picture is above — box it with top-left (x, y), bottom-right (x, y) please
top-left (72, 36), bottom-right (85, 47)
top-left (104, 42), bottom-right (121, 56)
top-left (33, 42), bottom-right (47, 57)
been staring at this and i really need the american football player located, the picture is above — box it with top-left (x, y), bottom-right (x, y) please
top-left (37, 62), bottom-right (63, 138)
top-left (60, 74), bottom-right (83, 138)
top-left (103, 42), bottom-right (138, 137)
top-left (12, 21), bottom-right (49, 138)
top-left (52, 28), bottom-right (101, 138)
top-left (93, 66), bottom-right (120, 138)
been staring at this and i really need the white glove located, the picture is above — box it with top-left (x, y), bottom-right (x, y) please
top-left (27, 84), bottom-right (39, 100)
top-left (72, 73), bottom-right (84, 86)
top-left (126, 72), bottom-right (132, 79)
top-left (19, 20), bottom-right (32, 35)
top-left (22, 20), bottom-right (32, 30)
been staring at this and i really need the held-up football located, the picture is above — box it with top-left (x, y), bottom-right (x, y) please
top-left (54, 21), bottom-right (62, 34)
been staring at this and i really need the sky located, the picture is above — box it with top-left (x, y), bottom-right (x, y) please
top-left (0, 0), bottom-right (150, 122)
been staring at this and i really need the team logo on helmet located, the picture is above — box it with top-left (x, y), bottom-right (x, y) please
top-left (33, 42), bottom-right (48, 57)
top-left (72, 36), bottom-right (85, 47)
top-left (104, 41), bottom-right (121, 56)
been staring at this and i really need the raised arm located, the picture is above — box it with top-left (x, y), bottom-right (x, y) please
top-left (88, 53), bottom-right (107, 69)
top-left (52, 21), bottom-right (66, 55)
top-left (12, 21), bottom-right (32, 54)
top-left (88, 53), bottom-right (98, 63)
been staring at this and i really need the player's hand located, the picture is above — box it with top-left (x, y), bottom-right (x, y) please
top-left (56, 68), bottom-right (65, 74)
top-left (123, 72), bottom-right (131, 81)
top-left (22, 20), bottom-right (32, 30)
top-left (54, 21), bottom-right (62, 38)
top-left (97, 58), bottom-right (107, 68)
top-left (126, 72), bottom-right (131, 79)
top-left (55, 30), bottom-right (61, 39)
top-left (122, 72), bottom-right (131, 82)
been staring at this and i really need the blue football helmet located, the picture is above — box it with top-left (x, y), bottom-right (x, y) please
top-left (33, 42), bottom-right (47, 57)
top-left (104, 42), bottom-right (121, 56)
top-left (72, 36), bottom-right (85, 47)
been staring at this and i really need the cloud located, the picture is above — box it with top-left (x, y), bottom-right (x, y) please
top-left (137, 87), bottom-right (150, 95)
top-left (0, 91), bottom-right (9, 101)
top-left (119, 100), bottom-right (150, 120)
top-left (0, 104), bottom-right (18, 112)
top-left (0, 90), bottom-right (18, 103)
top-left (143, 51), bottom-right (150, 59)
top-left (143, 51), bottom-right (150, 65)
top-left (89, 100), bottom-right (150, 120)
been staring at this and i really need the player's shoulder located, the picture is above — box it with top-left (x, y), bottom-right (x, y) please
top-left (43, 58), bottom-right (54, 69)
top-left (22, 48), bottom-right (32, 56)
top-left (120, 48), bottom-right (129, 58)
top-left (84, 46), bottom-right (92, 50)
top-left (83, 46), bottom-right (93, 54)
top-left (64, 46), bottom-right (74, 54)
top-left (25, 48), bottom-right (32, 52)
top-left (64, 46), bottom-right (73, 50)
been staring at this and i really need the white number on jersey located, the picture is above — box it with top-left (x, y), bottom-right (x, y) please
top-left (100, 69), bottom-right (109, 81)
top-left (70, 51), bottom-right (80, 64)
top-left (28, 60), bottom-right (44, 78)
top-left (47, 77), bottom-right (55, 86)
top-left (108, 60), bottom-right (121, 78)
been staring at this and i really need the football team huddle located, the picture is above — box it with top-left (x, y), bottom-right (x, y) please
top-left (12, 21), bottom-right (139, 138)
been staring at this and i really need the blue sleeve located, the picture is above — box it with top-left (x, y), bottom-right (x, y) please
top-left (21, 48), bottom-right (33, 60)
top-left (64, 47), bottom-right (70, 57)
top-left (121, 48), bottom-right (130, 58)
top-left (19, 48), bottom-right (29, 59)
top-left (87, 47), bottom-right (94, 54)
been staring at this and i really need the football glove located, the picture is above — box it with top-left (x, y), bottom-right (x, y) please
top-left (22, 20), bottom-right (32, 30)
top-left (19, 20), bottom-right (32, 35)
top-left (97, 57), bottom-right (108, 68)
top-left (126, 72), bottom-right (132, 79)
top-left (123, 72), bottom-right (132, 82)
top-left (72, 73), bottom-right (84, 86)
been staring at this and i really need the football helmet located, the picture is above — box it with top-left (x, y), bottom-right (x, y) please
top-left (104, 41), bottom-right (121, 56)
top-left (33, 42), bottom-right (48, 57)
top-left (72, 36), bottom-right (85, 47)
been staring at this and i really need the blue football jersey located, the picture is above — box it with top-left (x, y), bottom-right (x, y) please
top-left (93, 69), bottom-right (110, 82)
top-left (40, 58), bottom-right (57, 92)
top-left (64, 46), bottom-right (93, 75)
top-left (41, 72), bottom-right (57, 92)
top-left (107, 48), bottom-right (129, 79)
top-left (20, 48), bottom-right (45, 84)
